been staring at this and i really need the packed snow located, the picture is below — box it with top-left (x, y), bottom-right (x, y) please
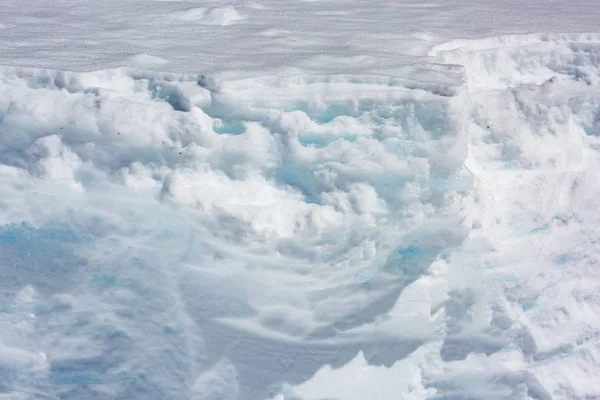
top-left (1, 1), bottom-right (600, 400)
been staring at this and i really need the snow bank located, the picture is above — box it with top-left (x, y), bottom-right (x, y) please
top-left (1, 32), bottom-right (600, 400)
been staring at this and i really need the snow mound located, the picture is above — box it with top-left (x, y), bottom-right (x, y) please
top-left (172, 6), bottom-right (247, 26)
top-left (192, 359), bottom-right (240, 400)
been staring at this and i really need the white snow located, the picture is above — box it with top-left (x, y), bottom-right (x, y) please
top-left (171, 6), bottom-right (246, 26)
top-left (1, 1), bottom-right (600, 400)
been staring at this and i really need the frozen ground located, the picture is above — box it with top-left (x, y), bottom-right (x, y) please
top-left (1, 1), bottom-right (600, 400)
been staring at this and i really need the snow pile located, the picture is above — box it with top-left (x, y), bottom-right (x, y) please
top-left (1, 30), bottom-right (600, 400)
top-left (172, 6), bottom-right (247, 26)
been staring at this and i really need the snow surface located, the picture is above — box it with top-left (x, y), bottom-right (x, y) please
top-left (1, 1), bottom-right (600, 400)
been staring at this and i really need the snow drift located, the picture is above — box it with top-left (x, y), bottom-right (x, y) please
top-left (1, 32), bottom-right (600, 400)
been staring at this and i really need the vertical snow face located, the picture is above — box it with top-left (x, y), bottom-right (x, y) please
top-left (418, 35), bottom-right (600, 400)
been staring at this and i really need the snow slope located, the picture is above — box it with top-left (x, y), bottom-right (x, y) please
top-left (1, 1), bottom-right (600, 400)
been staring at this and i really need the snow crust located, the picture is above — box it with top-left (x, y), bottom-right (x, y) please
top-left (1, 2), bottom-right (600, 400)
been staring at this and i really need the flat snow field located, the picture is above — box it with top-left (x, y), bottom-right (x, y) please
top-left (1, 1), bottom-right (600, 399)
